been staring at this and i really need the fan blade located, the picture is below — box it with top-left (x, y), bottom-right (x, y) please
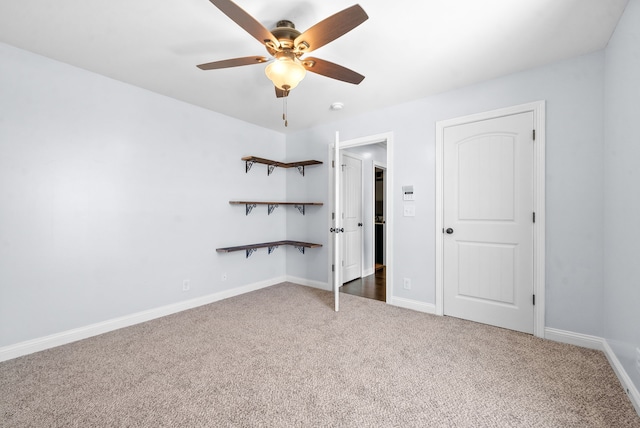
top-left (208, 0), bottom-right (279, 48)
top-left (302, 57), bottom-right (365, 84)
top-left (294, 4), bottom-right (368, 53)
top-left (197, 56), bottom-right (269, 70)
top-left (275, 87), bottom-right (289, 98)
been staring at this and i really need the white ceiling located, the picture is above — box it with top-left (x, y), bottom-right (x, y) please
top-left (0, 0), bottom-right (629, 132)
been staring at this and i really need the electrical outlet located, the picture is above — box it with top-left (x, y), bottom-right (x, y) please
top-left (221, 273), bottom-right (227, 281)
top-left (182, 279), bottom-right (190, 292)
top-left (403, 278), bottom-right (411, 290)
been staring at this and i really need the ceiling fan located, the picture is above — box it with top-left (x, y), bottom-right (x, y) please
top-left (197, 0), bottom-right (369, 99)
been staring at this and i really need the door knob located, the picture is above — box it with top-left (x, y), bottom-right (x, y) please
top-left (358, 222), bottom-right (363, 227)
top-left (445, 228), bottom-right (454, 234)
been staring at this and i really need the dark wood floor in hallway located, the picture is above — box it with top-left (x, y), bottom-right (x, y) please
top-left (340, 266), bottom-right (386, 302)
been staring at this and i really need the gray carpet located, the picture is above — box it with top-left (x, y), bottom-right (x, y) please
top-left (1, 283), bottom-right (639, 427)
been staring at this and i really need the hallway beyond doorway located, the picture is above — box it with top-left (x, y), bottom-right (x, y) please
top-left (340, 266), bottom-right (386, 302)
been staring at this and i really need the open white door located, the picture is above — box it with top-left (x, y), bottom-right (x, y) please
top-left (332, 132), bottom-right (342, 311)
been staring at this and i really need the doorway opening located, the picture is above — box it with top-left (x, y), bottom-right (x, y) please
top-left (329, 132), bottom-right (393, 305)
top-left (340, 162), bottom-right (386, 302)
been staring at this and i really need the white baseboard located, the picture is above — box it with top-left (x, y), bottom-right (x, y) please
top-left (389, 296), bottom-right (437, 314)
top-left (602, 340), bottom-right (640, 416)
top-left (544, 327), bottom-right (605, 350)
top-left (290, 279), bottom-right (438, 317)
top-left (0, 276), bottom-right (285, 363)
top-left (545, 327), bottom-right (640, 416)
top-left (286, 275), bottom-right (330, 291)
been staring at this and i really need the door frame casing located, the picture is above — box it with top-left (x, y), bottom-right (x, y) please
top-left (435, 101), bottom-right (546, 338)
top-left (328, 132), bottom-right (394, 304)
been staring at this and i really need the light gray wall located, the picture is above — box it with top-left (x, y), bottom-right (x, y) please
top-left (603, 0), bottom-right (640, 393)
top-left (0, 43), bottom-right (287, 347)
top-left (286, 51), bottom-right (605, 336)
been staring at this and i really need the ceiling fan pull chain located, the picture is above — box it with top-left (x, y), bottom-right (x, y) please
top-left (282, 86), bottom-right (289, 127)
top-left (282, 97), bottom-right (287, 127)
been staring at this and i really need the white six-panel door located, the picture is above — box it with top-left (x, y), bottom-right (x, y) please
top-left (443, 112), bottom-right (535, 333)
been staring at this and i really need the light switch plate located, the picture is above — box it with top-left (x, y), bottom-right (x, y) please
top-left (403, 205), bottom-right (415, 217)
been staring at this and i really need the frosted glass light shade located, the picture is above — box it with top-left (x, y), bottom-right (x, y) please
top-left (265, 58), bottom-right (306, 90)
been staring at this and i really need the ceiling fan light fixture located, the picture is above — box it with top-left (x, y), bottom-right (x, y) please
top-left (265, 56), bottom-right (306, 91)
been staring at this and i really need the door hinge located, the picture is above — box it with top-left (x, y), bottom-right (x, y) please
top-left (332, 212), bottom-right (335, 220)
top-left (332, 160), bottom-right (335, 168)
top-left (533, 294), bottom-right (536, 305)
top-left (332, 264), bottom-right (335, 272)
top-left (533, 212), bottom-right (536, 223)
top-left (533, 129), bottom-right (536, 141)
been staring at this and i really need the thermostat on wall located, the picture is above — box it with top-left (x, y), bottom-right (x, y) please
top-left (403, 185), bottom-right (414, 201)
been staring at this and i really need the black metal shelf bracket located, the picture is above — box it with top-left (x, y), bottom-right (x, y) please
top-left (268, 245), bottom-right (279, 254)
top-left (267, 164), bottom-right (277, 176)
top-left (294, 246), bottom-right (305, 254)
top-left (246, 248), bottom-right (257, 258)
top-left (294, 204), bottom-right (305, 215)
top-left (245, 160), bottom-right (254, 173)
top-left (297, 165), bottom-right (305, 176)
top-left (268, 204), bottom-right (279, 215)
top-left (245, 203), bottom-right (257, 216)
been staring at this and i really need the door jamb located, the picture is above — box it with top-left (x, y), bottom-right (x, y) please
top-left (328, 132), bottom-right (394, 303)
top-left (434, 101), bottom-right (546, 338)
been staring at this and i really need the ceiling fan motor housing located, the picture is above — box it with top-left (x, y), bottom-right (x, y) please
top-left (266, 20), bottom-right (306, 55)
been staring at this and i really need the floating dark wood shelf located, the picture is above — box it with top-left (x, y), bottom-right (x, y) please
top-left (242, 156), bottom-right (322, 176)
top-left (216, 240), bottom-right (322, 258)
top-left (229, 201), bottom-right (323, 215)
top-left (227, 157), bottom-right (323, 258)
